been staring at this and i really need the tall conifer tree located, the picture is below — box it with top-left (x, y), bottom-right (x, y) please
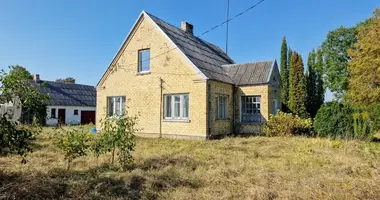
top-left (280, 37), bottom-right (289, 111)
top-left (288, 52), bottom-right (309, 118)
top-left (306, 49), bottom-right (317, 117)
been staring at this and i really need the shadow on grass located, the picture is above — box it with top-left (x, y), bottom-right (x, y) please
top-left (139, 155), bottom-right (203, 171)
top-left (0, 155), bottom-right (205, 199)
top-left (0, 168), bottom-right (145, 200)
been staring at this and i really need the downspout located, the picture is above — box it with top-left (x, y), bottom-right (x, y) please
top-left (207, 81), bottom-right (212, 139)
top-left (232, 85), bottom-right (236, 134)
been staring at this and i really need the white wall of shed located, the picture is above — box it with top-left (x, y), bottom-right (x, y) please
top-left (46, 106), bottom-right (96, 125)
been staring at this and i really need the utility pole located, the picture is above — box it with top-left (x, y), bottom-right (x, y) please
top-left (226, 0), bottom-right (230, 55)
top-left (159, 77), bottom-right (163, 138)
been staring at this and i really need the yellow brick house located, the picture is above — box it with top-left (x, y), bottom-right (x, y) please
top-left (96, 11), bottom-right (281, 139)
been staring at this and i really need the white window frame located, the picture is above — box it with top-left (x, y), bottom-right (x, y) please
top-left (240, 95), bottom-right (261, 123)
top-left (216, 95), bottom-right (228, 120)
top-left (138, 49), bottom-right (150, 72)
top-left (107, 96), bottom-right (126, 117)
top-left (164, 93), bottom-right (189, 120)
top-left (272, 99), bottom-right (278, 115)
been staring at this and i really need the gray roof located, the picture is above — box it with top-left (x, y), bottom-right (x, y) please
top-left (146, 12), bottom-right (236, 84)
top-left (222, 61), bottom-right (274, 86)
top-left (37, 81), bottom-right (96, 107)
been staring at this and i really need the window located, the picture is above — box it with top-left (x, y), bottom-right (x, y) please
top-left (107, 96), bottom-right (126, 117)
top-left (51, 108), bottom-right (56, 118)
top-left (138, 49), bottom-right (150, 72)
top-left (74, 109), bottom-right (79, 115)
top-left (216, 96), bottom-right (228, 120)
top-left (272, 99), bottom-right (278, 114)
top-left (164, 94), bottom-right (189, 120)
top-left (241, 96), bottom-right (261, 123)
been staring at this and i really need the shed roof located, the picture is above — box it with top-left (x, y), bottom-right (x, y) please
top-left (222, 61), bottom-right (275, 86)
top-left (37, 81), bottom-right (96, 107)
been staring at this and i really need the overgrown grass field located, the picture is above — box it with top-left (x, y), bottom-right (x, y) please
top-left (1, 127), bottom-right (380, 199)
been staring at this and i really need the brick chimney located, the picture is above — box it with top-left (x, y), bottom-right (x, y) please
top-left (33, 74), bottom-right (40, 83)
top-left (181, 21), bottom-right (193, 35)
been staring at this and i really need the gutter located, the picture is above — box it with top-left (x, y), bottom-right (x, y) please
top-left (207, 81), bottom-right (212, 139)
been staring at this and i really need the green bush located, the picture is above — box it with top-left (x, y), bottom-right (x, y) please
top-left (99, 114), bottom-right (139, 170)
top-left (314, 101), bottom-right (354, 139)
top-left (353, 112), bottom-right (374, 141)
top-left (368, 103), bottom-right (380, 131)
top-left (264, 112), bottom-right (312, 137)
top-left (0, 116), bottom-right (41, 163)
top-left (53, 126), bottom-right (91, 170)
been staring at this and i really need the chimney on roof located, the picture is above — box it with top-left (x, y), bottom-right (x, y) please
top-left (33, 74), bottom-right (40, 83)
top-left (181, 21), bottom-right (193, 35)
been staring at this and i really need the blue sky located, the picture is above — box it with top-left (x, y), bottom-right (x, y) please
top-left (0, 0), bottom-right (378, 100)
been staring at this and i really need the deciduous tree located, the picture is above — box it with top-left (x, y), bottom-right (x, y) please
top-left (321, 26), bottom-right (357, 99)
top-left (347, 18), bottom-right (380, 105)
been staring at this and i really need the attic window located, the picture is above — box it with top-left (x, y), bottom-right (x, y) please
top-left (138, 49), bottom-right (150, 72)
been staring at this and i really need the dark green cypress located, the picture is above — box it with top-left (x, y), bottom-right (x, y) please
top-left (280, 37), bottom-right (289, 111)
top-left (306, 49), bottom-right (317, 117)
top-left (315, 49), bottom-right (325, 113)
top-left (288, 52), bottom-right (309, 118)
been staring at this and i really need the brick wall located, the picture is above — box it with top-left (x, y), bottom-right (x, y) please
top-left (235, 85), bottom-right (269, 134)
top-left (209, 80), bottom-right (233, 135)
top-left (96, 15), bottom-right (207, 138)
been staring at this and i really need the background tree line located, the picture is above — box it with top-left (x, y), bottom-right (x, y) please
top-left (278, 8), bottom-right (380, 139)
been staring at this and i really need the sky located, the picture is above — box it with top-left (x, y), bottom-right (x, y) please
top-left (0, 0), bottom-right (378, 101)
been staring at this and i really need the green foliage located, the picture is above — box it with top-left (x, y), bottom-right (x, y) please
top-left (264, 111), bottom-right (312, 137)
top-left (314, 101), bottom-right (354, 139)
top-left (368, 104), bottom-right (380, 131)
top-left (56, 77), bottom-right (75, 84)
top-left (321, 26), bottom-right (357, 99)
top-left (353, 112), bottom-right (374, 141)
top-left (53, 127), bottom-right (91, 170)
top-left (0, 66), bottom-right (48, 124)
top-left (98, 114), bottom-right (139, 170)
top-left (288, 52), bottom-right (309, 118)
top-left (374, 7), bottom-right (380, 19)
top-left (306, 49), bottom-right (324, 118)
top-left (347, 18), bottom-right (380, 105)
top-left (0, 116), bottom-right (41, 163)
top-left (280, 37), bottom-right (289, 110)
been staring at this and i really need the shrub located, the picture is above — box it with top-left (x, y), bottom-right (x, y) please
top-left (264, 111), bottom-right (312, 137)
top-left (314, 101), bottom-right (354, 139)
top-left (353, 112), bottom-right (374, 141)
top-left (0, 116), bottom-right (41, 163)
top-left (368, 103), bottom-right (380, 131)
top-left (53, 126), bottom-right (91, 170)
top-left (99, 114), bottom-right (139, 170)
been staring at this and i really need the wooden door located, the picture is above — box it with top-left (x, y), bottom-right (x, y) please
top-left (58, 109), bottom-right (66, 124)
top-left (81, 111), bottom-right (96, 125)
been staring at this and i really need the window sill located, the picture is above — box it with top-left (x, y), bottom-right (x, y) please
top-left (240, 122), bottom-right (263, 125)
top-left (216, 118), bottom-right (230, 121)
top-left (136, 71), bottom-right (151, 76)
top-left (162, 119), bottom-right (191, 123)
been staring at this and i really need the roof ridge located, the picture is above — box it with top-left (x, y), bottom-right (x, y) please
top-left (42, 80), bottom-right (95, 87)
top-left (145, 11), bottom-right (233, 64)
top-left (222, 60), bottom-right (274, 67)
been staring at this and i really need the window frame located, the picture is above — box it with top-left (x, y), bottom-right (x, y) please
top-left (240, 95), bottom-right (261, 123)
top-left (73, 109), bottom-right (79, 116)
top-left (216, 95), bottom-right (228, 120)
top-left (163, 93), bottom-right (189, 121)
top-left (138, 49), bottom-right (151, 73)
top-left (107, 96), bottom-right (126, 117)
top-left (51, 108), bottom-right (56, 119)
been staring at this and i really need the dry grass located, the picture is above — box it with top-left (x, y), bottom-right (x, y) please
top-left (2, 127), bottom-right (380, 199)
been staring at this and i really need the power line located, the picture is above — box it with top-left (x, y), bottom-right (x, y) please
top-left (115, 0), bottom-right (267, 71)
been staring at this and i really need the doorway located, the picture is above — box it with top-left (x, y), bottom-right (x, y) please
top-left (58, 109), bottom-right (66, 124)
